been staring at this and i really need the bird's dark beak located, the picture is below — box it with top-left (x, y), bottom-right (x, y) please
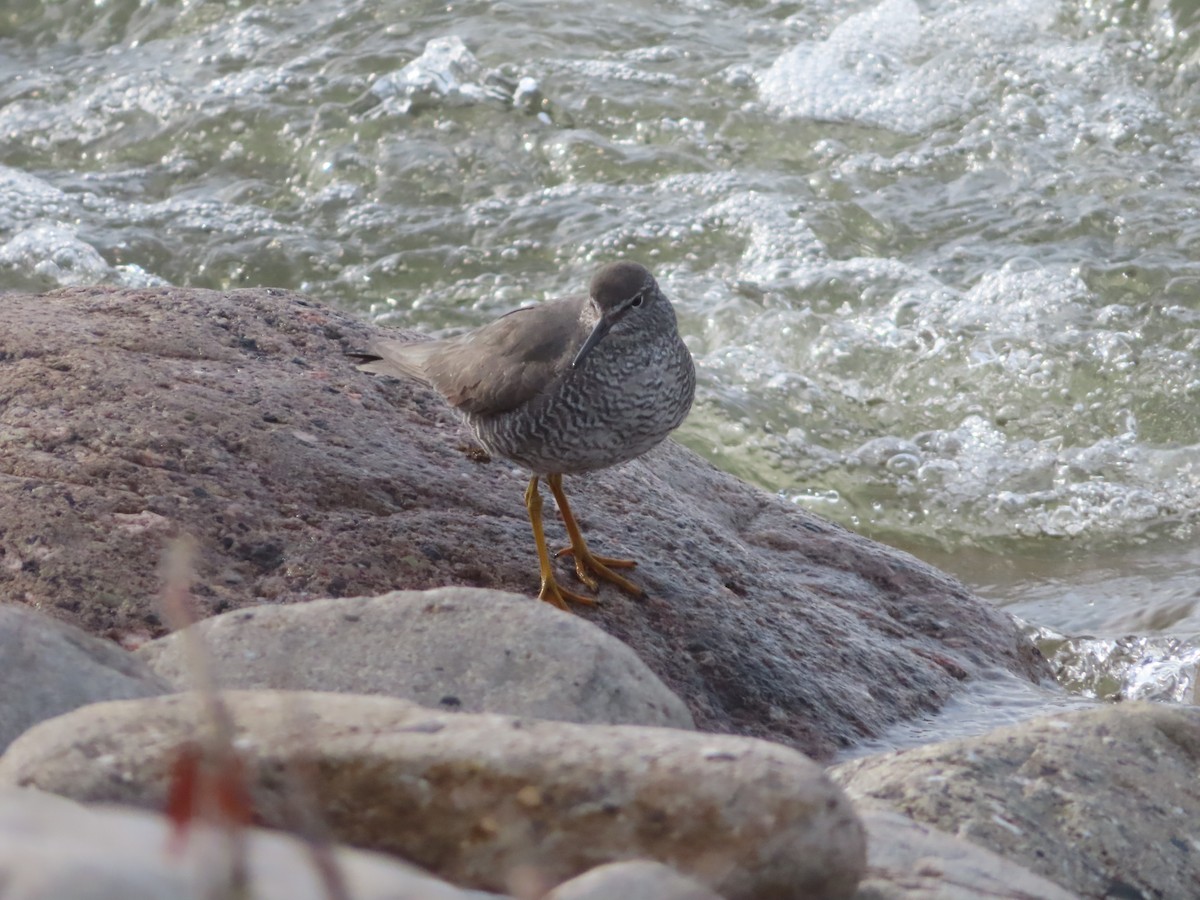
top-left (571, 316), bottom-right (612, 370)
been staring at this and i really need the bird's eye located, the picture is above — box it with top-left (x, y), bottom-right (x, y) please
top-left (630, 292), bottom-right (645, 308)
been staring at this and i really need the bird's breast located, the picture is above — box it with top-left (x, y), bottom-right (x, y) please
top-left (467, 330), bottom-right (694, 476)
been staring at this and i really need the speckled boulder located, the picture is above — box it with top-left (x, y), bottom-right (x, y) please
top-left (852, 806), bottom-right (1077, 899)
top-left (0, 690), bottom-right (866, 899)
top-left (0, 605), bottom-right (170, 753)
top-left (832, 703), bottom-right (1200, 899)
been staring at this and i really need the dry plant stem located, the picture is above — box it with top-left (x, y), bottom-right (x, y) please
top-left (275, 735), bottom-right (352, 900)
top-left (161, 537), bottom-right (350, 900)
top-left (160, 537), bottom-right (250, 899)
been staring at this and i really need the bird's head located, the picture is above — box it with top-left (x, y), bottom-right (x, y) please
top-left (571, 261), bottom-right (665, 369)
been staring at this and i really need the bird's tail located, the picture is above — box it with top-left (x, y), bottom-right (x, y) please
top-left (351, 337), bottom-right (438, 384)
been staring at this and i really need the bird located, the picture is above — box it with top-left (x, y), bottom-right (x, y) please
top-left (356, 261), bottom-right (696, 610)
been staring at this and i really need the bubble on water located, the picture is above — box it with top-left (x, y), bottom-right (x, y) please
top-left (0, 166), bottom-right (74, 229)
top-left (113, 263), bottom-right (170, 289)
top-left (885, 452), bottom-right (920, 475)
top-left (550, 57), bottom-right (688, 88)
top-left (941, 262), bottom-right (1092, 335)
top-left (703, 191), bottom-right (826, 286)
top-left (848, 436), bottom-right (921, 470)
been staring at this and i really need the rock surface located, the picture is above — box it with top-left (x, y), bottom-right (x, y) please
top-left (0, 604), bottom-right (170, 753)
top-left (0, 690), bottom-right (867, 899)
top-left (134, 587), bottom-right (693, 729)
top-left (852, 807), bottom-right (1078, 899)
top-left (547, 859), bottom-right (723, 900)
top-left (0, 787), bottom-right (500, 900)
top-left (831, 703), bottom-right (1200, 900)
top-left (0, 285), bottom-right (1049, 757)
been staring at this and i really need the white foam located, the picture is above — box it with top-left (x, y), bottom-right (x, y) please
top-left (0, 223), bottom-right (168, 289)
top-left (759, 0), bottom-right (1061, 133)
top-left (369, 36), bottom-right (510, 115)
top-left (758, 0), bottom-right (943, 133)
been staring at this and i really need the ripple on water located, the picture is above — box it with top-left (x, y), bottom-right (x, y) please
top-left (834, 669), bottom-right (1096, 761)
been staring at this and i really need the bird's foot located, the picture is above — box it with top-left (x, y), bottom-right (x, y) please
top-left (537, 573), bottom-right (599, 611)
top-left (555, 546), bottom-right (645, 598)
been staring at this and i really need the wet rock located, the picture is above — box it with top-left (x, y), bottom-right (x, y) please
top-left (0, 787), bottom-right (500, 900)
top-left (547, 859), bottom-right (723, 900)
top-left (0, 605), bottom-right (170, 753)
top-left (0, 285), bottom-right (1050, 757)
top-left (0, 690), bottom-right (867, 899)
top-left (831, 703), bottom-right (1200, 899)
top-left (853, 807), bottom-right (1078, 899)
top-left (134, 587), bottom-right (693, 728)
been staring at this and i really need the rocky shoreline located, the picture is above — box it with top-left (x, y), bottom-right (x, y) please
top-left (1, 286), bottom-right (1195, 898)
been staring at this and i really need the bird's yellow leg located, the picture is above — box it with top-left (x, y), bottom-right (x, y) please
top-left (546, 473), bottom-right (645, 598)
top-left (525, 475), bottom-right (596, 609)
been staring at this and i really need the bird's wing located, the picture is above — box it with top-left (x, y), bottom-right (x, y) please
top-left (358, 295), bottom-right (588, 417)
top-left (422, 294), bottom-right (587, 416)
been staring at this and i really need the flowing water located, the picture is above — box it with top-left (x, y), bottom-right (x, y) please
top-left (3, 0), bottom-right (1199, 743)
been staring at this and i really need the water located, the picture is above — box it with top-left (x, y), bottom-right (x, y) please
top-left (3, 0), bottom-right (1199, 737)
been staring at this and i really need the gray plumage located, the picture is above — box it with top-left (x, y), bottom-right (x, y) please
top-left (359, 261), bottom-right (695, 476)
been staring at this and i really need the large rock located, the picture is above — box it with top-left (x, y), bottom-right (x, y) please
top-left (853, 807), bottom-right (1078, 899)
top-left (547, 860), bottom-right (722, 900)
top-left (0, 604), bottom-right (170, 753)
top-left (0, 690), bottom-right (867, 899)
top-left (134, 588), bottom-right (693, 728)
top-left (0, 286), bottom-right (1049, 757)
top-left (831, 703), bottom-right (1200, 899)
top-left (0, 787), bottom-right (500, 899)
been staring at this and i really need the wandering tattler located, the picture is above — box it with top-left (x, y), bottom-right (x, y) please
top-left (357, 261), bottom-right (695, 609)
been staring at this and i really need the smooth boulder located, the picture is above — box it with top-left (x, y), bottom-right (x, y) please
top-left (134, 588), bottom-right (693, 728)
top-left (0, 690), bottom-right (866, 899)
top-left (0, 787), bottom-right (500, 899)
top-left (547, 860), bottom-right (723, 900)
top-left (0, 604), bottom-right (170, 753)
